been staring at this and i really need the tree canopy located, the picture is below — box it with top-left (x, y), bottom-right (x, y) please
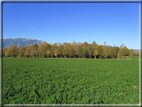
top-left (3, 41), bottom-right (139, 59)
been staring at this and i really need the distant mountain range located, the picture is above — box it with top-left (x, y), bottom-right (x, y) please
top-left (1, 38), bottom-right (84, 49)
top-left (0, 38), bottom-right (140, 53)
top-left (1, 38), bottom-right (44, 49)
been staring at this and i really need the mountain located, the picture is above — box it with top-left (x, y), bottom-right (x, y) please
top-left (1, 38), bottom-right (84, 49)
top-left (1, 38), bottom-right (44, 49)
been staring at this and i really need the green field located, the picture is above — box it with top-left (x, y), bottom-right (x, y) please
top-left (2, 57), bottom-right (139, 104)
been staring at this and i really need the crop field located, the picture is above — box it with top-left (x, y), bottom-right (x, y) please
top-left (2, 57), bottom-right (139, 104)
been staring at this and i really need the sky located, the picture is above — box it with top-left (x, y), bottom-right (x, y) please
top-left (3, 2), bottom-right (139, 49)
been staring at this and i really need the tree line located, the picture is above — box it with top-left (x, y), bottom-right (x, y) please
top-left (2, 41), bottom-right (139, 59)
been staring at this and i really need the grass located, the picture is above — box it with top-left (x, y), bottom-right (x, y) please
top-left (2, 57), bottom-right (139, 104)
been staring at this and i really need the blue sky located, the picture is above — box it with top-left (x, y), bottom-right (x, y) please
top-left (3, 3), bottom-right (139, 49)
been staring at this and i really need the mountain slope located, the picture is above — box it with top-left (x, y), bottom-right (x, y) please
top-left (2, 38), bottom-right (44, 49)
top-left (1, 38), bottom-right (84, 48)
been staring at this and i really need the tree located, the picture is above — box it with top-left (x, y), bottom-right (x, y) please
top-left (66, 43), bottom-right (73, 58)
top-left (109, 47), bottom-right (117, 59)
top-left (5, 45), bottom-right (14, 57)
top-left (92, 41), bottom-right (98, 52)
top-left (18, 46), bottom-right (24, 58)
top-left (124, 46), bottom-right (130, 56)
top-left (30, 43), bottom-right (39, 58)
top-left (76, 45), bottom-right (82, 58)
top-left (98, 45), bottom-right (103, 59)
top-left (82, 42), bottom-right (88, 48)
top-left (38, 43), bottom-right (45, 58)
top-left (57, 45), bottom-right (64, 58)
top-left (46, 50), bottom-right (50, 58)
top-left (13, 44), bottom-right (18, 57)
top-left (102, 42), bottom-right (109, 59)
top-left (23, 45), bottom-right (30, 58)
top-left (119, 43), bottom-right (125, 59)
top-left (117, 53), bottom-right (121, 59)
top-left (87, 44), bottom-right (93, 59)
top-left (74, 45), bottom-right (78, 58)
top-left (132, 50), bottom-right (137, 56)
top-left (82, 45), bottom-right (87, 58)
top-left (3, 48), bottom-right (8, 57)
top-left (51, 43), bottom-right (58, 58)
top-left (72, 41), bottom-right (77, 58)
top-left (38, 41), bottom-right (50, 58)
top-left (54, 49), bottom-right (57, 58)
top-left (50, 45), bottom-right (54, 58)
top-left (62, 45), bottom-right (67, 58)
top-left (93, 50), bottom-right (98, 59)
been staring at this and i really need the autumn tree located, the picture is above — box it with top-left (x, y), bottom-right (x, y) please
top-left (92, 41), bottom-right (98, 53)
top-left (82, 46), bottom-right (87, 59)
top-left (98, 45), bottom-right (103, 59)
top-left (23, 45), bottom-right (31, 58)
top-left (74, 45), bottom-right (78, 58)
top-left (18, 46), bottom-right (24, 58)
top-left (72, 41), bottom-right (77, 58)
top-left (13, 44), bottom-right (18, 57)
top-left (76, 45), bottom-right (82, 58)
top-left (109, 46), bottom-right (117, 59)
top-left (50, 45), bottom-right (54, 58)
top-left (87, 44), bottom-right (93, 59)
top-left (5, 45), bottom-right (14, 57)
top-left (132, 50), bottom-right (137, 56)
top-left (46, 50), bottom-right (50, 58)
top-left (38, 41), bottom-right (50, 58)
top-left (124, 46), bottom-right (130, 56)
top-left (30, 43), bottom-right (39, 58)
top-left (38, 43), bottom-right (45, 58)
top-left (102, 42), bottom-right (109, 59)
top-left (3, 48), bottom-right (8, 57)
top-left (57, 44), bottom-right (64, 58)
top-left (66, 43), bottom-right (73, 58)
top-left (117, 53), bottom-right (121, 59)
top-left (93, 50), bottom-right (98, 59)
top-left (119, 43), bottom-right (125, 59)
top-left (82, 42), bottom-right (88, 48)
top-left (54, 49), bottom-right (57, 58)
top-left (62, 44), bottom-right (67, 58)
top-left (82, 42), bottom-right (88, 58)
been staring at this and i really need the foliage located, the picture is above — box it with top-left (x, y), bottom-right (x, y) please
top-left (2, 41), bottom-right (138, 59)
top-left (124, 46), bottom-right (130, 56)
top-left (82, 46), bottom-right (87, 58)
top-left (93, 50), bottom-right (98, 59)
top-left (3, 58), bottom-right (139, 104)
top-left (5, 45), bottom-right (14, 57)
top-left (46, 50), bottom-right (50, 58)
top-left (54, 49), bottom-right (57, 58)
